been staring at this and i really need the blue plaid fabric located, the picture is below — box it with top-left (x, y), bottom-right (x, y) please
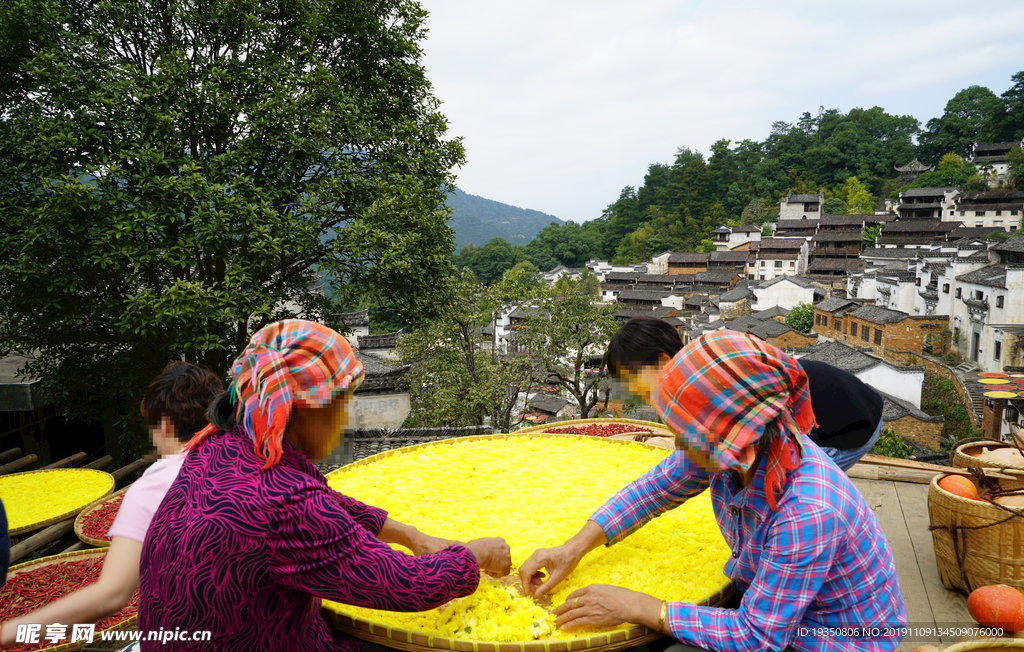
top-left (591, 437), bottom-right (906, 651)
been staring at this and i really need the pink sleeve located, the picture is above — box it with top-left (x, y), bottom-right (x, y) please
top-left (107, 453), bottom-right (186, 543)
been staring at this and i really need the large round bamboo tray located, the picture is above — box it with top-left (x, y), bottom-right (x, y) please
top-left (0, 469), bottom-right (114, 536)
top-left (952, 440), bottom-right (1024, 473)
top-left (323, 432), bottom-right (733, 652)
top-left (515, 417), bottom-right (674, 438)
top-left (929, 473), bottom-right (1024, 593)
top-left (73, 486), bottom-right (129, 547)
top-left (1, 548), bottom-right (137, 652)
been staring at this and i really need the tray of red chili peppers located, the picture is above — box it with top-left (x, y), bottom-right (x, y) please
top-left (73, 487), bottom-right (128, 547)
top-left (0, 549), bottom-right (138, 651)
top-left (516, 417), bottom-right (674, 439)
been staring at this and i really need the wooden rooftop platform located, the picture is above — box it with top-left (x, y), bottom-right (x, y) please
top-left (851, 477), bottom-right (1024, 650)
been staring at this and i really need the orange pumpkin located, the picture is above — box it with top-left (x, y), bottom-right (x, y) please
top-left (938, 474), bottom-right (980, 501)
top-left (967, 584), bottom-right (1024, 631)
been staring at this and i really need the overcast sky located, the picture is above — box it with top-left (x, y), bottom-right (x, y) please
top-left (417, 0), bottom-right (1024, 224)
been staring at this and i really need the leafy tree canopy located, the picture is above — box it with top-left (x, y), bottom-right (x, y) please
top-left (785, 303), bottom-right (815, 333)
top-left (0, 0), bottom-right (464, 447)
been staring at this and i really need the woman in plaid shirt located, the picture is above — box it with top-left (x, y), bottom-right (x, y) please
top-left (519, 329), bottom-right (905, 652)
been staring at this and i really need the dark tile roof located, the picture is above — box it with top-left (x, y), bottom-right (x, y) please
top-left (820, 214), bottom-right (872, 226)
top-left (752, 306), bottom-right (791, 319)
top-left (604, 272), bottom-right (642, 282)
top-left (958, 190), bottom-right (1024, 201)
top-left (712, 226), bottom-right (730, 233)
top-left (991, 231), bottom-right (1024, 253)
top-left (756, 275), bottom-right (816, 289)
top-left (850, 305), bottom-right (909, 324)
top-left (875, 236), bottom-right (934, 245)
top-left (717, 287), bottom-right (753, 302)
top-left (711, 251), bottom-right (749, 262)
top-left (785, 193), bottom-right (822, 203)
top-left (649, 306), bottom-right (677, 318)
top-left (973, 142), bottom-right (1022, 153)
top-left (731, 225), bottom-right (763, 233)
top-left (616, 289), bottom-right (671, 301)
top-left (635, 274), bottom-right (677, 284)
top-left (815, 297), bottom-right (859, 313)
top-left (695, 271), bottom-right (739, 283)
top-left (668, 252), bottom-right (711, 264)
top-left (795, 341), bottom-right (883, 373)
top-left (809, 259), bottom-right (864, 271)
top-left (957, 202), bottom-right (1024, 212)
top-left (723, 315), bottom-right (765, 332)
top-left (949, 226), bottom-right (1009, 239)
top-left (861, 248), bottom-right (919, 259)
top-left (358, 330), bottom-right (403, 349)
top-left (775, 220), bottom-right (819, 231)
top-left (902, 187), bottom-right (956, 198)
top-left (878, 390), bottom-right (944, 423)
top-left (812, 230), bottom-right (863, 242)
top-left (529, 394), bottom-right (570, 414)
top-left (759, 237), bottom-right (807, 250)
top-left (955, 264), bottom-right (1007, 288)
top-left (509, 306), bottom-right (543, 319)
top-left (334, 308), bottom-right (370, 328)
top-left (882, 219), bottom-right (959, 233)
top-left (748, 319), bottom-right (797, 340)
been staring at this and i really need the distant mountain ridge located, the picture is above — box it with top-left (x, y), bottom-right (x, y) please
top-left (446, 188), bottom-right (564, 250)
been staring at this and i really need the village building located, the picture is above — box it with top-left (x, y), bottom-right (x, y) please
top-left (843, 305), bottom-right (948, 358)
top-left (745, 243), bottom-right (759, 279)
top-left (970, 141), bottom-right (1023, 187)
top-left (774, 219), bottom-right (819, 239)
top-left (357, 330), bottom-right (403, 362)
top-left (812, 297), bottom-right (863, 342)
top-left (751, 274), bottom-right (824, 312)
top-left (615, 289), bottom-right (671, 308)
top-left (526, 394), bottom-right (572, 422)
top-left (745, 319), bottom-right (818, 349)
top-left (540, 265), bottom-right (584, 286)
top-left (752, 305), bottom-right (790, 323)
top-left (794, 340), bottom-right (925, 409)
top-left (708, 250), bottom-right (749, 277)
top-left (711, 224), bottom-right (762, 251)
top-left (691, 270), bottom-right (740, 295)
top-left (952, 190), bottom-right (1024, 230)
top-left (895, 188), bottom-right (959, 220)
top-left (874, 261), bottom-right (919, 314)
top-left (667, 252), bottom-right (710, 275)
top-left (716, 286), bottom-right (753, 320)
top-left (584, 259), bottom-right (648, 281)
top-left (894, 159), bottom-right (934, 184)
top-left (754, 238), bottom-right (809, 280)
top-left (778, 190), bottom-right (824, 220)
top-left (876, 219), bottom-right (961, 249)
top-left (633, 274), bottom-right (678, 291)
top-left (333, 308), bottom-right (370, 350)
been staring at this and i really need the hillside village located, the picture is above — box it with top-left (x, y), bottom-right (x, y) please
top-left (457, 141), bottom-right (1024, 454)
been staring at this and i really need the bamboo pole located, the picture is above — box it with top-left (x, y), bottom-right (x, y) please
top-left (40, 452), bottom-right (87, 470)
top-left (83, 455), bottom-right (113, 471)
top-left (9, 518), bottom-right (75, 564)
top-left (60, 541), bottom-right (86, 554)
top-left (0, 448), bottom-right (22, 465)
top-left (111, 454), bottom-right (158, 481)
top-left (0, 454), bottom-right (37, 476)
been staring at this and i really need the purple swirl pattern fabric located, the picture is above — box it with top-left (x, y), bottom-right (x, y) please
top-left (139, 426), bottom-right (480, 651)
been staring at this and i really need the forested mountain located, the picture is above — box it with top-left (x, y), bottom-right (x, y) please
top-left (454, 71), bottom-right (1024, 283)
top-left (447, 188), bottom-right (564, 250)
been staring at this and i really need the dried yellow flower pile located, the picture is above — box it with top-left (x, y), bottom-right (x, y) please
top-left (324, 436), bottom-right (730, 642)
top-left (0, 469), bottom-right (113, 531)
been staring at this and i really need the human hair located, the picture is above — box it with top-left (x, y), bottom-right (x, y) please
top-left (206, 391), bottom-right (237, 432)
top-left (140, 362), bottom-right (224, 443)
top-left (604, 316), bottom-right (684, 379)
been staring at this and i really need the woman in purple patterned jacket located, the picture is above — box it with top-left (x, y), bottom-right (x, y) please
top-left (137, 320), bottom-right (511, 652)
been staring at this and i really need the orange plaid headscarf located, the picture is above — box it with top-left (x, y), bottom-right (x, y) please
top-left (656, 330), bottom-right (816, 510)
top-left (185, 320), bottom-right (363, 469)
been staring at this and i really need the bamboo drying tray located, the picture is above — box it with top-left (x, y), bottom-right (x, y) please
top-left (0, 469), bottom-right (114, 536)
top-left (323, 432), bottom-right (733, 652)
top-left (514, 417), bottom-right (674, 438)
top-left (1, 548), bottom-right (137, 652)
top-left (951, 439), bottom-right (1024, 473)
top-left (73, 486), bottom-right (129, 547)
top-left (928, 472), bottom-right (1024, 593)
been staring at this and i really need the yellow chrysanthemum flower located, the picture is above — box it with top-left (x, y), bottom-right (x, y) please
top-left (324, 436), bottom-right (730, 642)
top-left (0, 469), bottom-right (113, 531)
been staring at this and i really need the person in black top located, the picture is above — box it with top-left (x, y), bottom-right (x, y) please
top-left (605, 317), bottom-right (884, 471)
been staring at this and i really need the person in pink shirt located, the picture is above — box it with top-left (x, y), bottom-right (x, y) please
top-left (0, 362), bottom-right (223, 646)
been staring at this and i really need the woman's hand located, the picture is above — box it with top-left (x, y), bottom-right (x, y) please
top-left (407, 532), bottom-right (460, 556)
top-left (554, 585), bottom-right (662, 632)
top-left (518, 543), bottom-right (583, 598)
top-left (464, 537), bottom-right (512, 578)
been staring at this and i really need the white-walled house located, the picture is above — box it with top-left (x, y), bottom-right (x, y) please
top-left (712, 225), bottom-right (762, 251)
top-left (849, 248), bottom-right (920, 302)
top-left (895, 187), bottom-right (959, 221)
top-left (874, 261), bottom-right (919, 315)
top-left (585, 259), bottom-right (648, 281)
top-left (754, 238), bottom-right (809, 280)
top-left (751, 275), bottom-right (824, 312)
top-left (779, 190), bottom-right (824, 221)
top-left (952, 190), bottom-right (1024, 230)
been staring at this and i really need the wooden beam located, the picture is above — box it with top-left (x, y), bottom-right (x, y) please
top-left (0, 448), bottom-right (22, 464)
top-left (60, 541), bottom-right (86, 554)
top-left (84, 455), bottom-right (113, 471)
top-left (848, 464), bottom-right (937, 485)
top-left (111, 454), bottom-right (158, 482)
top-left (9, 518), bottom-right (74, 564)
top-left (40, 452), bottom-right (87, 470)
top-left (0, 454), bottom-right (37, 476)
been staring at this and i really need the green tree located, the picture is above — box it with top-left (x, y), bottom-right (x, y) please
top-left (0, 0), bottom-right (463, 450)
top-left (862, 224), bottom-right (881, 249)
top-left (822, 197), bottom-right (847, 214)
top-left (740, 198), bottom-right (772, 224)
top-left (470, 238), bottom-right (523, 285)
top-left (1002, 71), bottom-right (1024, 141)
top-left (517, 285), bottom-right (619, 419)
top-left (841, 177), bottom-right (875, 215)
top-left (785, 303), bottom-right (815, 333)
top-left (398, 269), bottom-right (539, 431)
top-left (1007, 148), bottom-right (1024, 190)
top-left (918, 86), bottom-right (1008, 162)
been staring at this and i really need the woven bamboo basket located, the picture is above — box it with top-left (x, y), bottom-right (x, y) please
top-left (1, 469), bottom-right (114, 536)
top-left (73, 487), bottom-right (129, 547)
top-left (323, 432), bottom-right (733, 652)
top-left (514, 417), bottom-right (674, 439)
top-left (929, 473), bottom-right (1024, 593)
top-left (1, 548), bottom-right (138, 652)
top-left (952, 440), bottom-right (1024, 473)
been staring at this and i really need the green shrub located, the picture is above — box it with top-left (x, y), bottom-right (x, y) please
top-left (870, 428), bottom-right (915, 458)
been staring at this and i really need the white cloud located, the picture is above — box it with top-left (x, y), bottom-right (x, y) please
top-left (419, 0), bottom-right (1024, 223)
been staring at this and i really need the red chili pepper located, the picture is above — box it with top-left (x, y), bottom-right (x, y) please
top-left (79, 494), bottom-right (124, 542)
top-left (543, 424), bottom-right (652, 437)
top-left (0, 557), bottom-right (138, 650)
